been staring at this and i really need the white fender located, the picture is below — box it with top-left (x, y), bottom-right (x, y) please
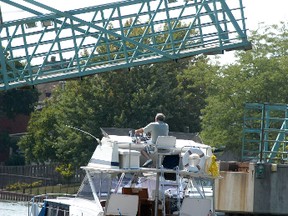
top-left (182, 147), bottom-right (206, 173)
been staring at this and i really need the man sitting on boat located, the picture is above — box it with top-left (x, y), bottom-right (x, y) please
top-left (135, 113), bottom-right (169, 167)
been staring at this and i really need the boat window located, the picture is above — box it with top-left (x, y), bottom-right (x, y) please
top-left (46, 203), bottom-right (69, 216)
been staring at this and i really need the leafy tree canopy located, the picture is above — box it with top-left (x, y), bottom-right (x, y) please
top-left (0, 47), bottom-right (39, 118)
top-left (0, 88), bottom-right (39, 118)
top-left (19, 21), bottom-right (288, 164)
top-left (18, 19), bottom-right (213, 167)
top-left (0, 48), bottom-right (39, 166)
top-left (18, 57), bottom-right (212, 166)
top-left (200, 22), bottom-right (288, 156)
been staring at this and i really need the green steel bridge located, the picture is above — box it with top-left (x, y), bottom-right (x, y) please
top-left (0, 0), bottom-right (251, 90)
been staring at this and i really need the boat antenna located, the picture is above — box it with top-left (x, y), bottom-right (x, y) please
top-left (65, 125), bottom-right (101, 146)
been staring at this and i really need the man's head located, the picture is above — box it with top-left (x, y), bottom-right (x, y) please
top-left (155, 113), bottom-right (165, 122)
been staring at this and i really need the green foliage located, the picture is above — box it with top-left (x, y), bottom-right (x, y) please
top-left (0, 132), bottom-right (10, 152)
top-left (0, 79), bottom-right (38, 165)
top-left (55, 164), bottom-right (74, 181)
top-left (176, 57), bottom-right (216, 132)
top-left (17, 20), bottom-right (213, 166)
top-left (6, 181), bottom-right (42, 191)
top-left (0, 46), bottom-right (38, 118)
top-left (0, 88), bottom-right (39, 118)
top-left (13, 19), bottom-right (288, 164)
top-left (5, 153), bottom-right (25, 166)
top-left (18, 58), bottom-right (211, 166)
top-left (200, 22), bottom-right (288, 155)
top-left (18, 104), bottom-right (67, 164)
top-left (18, 83), bottom-right (102, 166)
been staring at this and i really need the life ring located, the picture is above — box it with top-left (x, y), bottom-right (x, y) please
top-left (182, 147), bottom-right (206, 173)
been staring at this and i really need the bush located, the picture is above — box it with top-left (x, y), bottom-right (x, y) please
top-left (6, 180), bottom-right (43, 191)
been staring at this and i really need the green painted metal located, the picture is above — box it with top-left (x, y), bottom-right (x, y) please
top-left (242, 103), bottom-right (288, 163)
top-left (0, 0), bottom-right (251, 90)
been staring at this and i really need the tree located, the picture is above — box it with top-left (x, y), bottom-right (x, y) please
top-left (200, 22), bottom-right (288, 156)
top-left (175, 57), bottom-right (217, 132)
top-left (0, 47), bottom-right (39, 165)
top-left (0, 88), bottom-right (39, 118)
top-left (18, 57), bottom-right (213, 166)
top-left (0, 48), bottom-right (39, 118)
top-left (18, 19), bottom-right (214, 167)
top-left (18, 83), bottom-right (100, 166)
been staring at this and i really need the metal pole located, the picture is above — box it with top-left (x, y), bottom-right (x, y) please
top-left (154, 150), bottom-right (163, 216)
top-left (154, 152), bottom-right (159, 216)
top-left (260, 104), bottom-right (266, 163)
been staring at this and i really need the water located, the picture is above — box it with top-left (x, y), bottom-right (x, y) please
top-left (0, 200), bottom-right (28, 216)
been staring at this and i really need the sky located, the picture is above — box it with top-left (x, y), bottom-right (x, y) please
top-left (217, 0), bottom-right (288, 64)
top-left (245, 0), bottom-right (288, 30)
top-left (1, 0), bottom-right (288, 64)
top-left (1, 0), bottom-right (287, 30)
top-left (1, 0), bottom-right (287, 28)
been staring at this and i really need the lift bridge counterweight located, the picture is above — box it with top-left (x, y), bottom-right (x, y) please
top-left (0, 0), bottom-right (251, 90)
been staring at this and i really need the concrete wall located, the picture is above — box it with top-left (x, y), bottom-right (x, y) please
top-left (253, 164), bottom-right (288, 215)
top-left (215, 162), bottom-right (288, 215)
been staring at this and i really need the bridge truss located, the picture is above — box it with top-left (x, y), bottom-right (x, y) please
top-left (0, 0), bottom-right (251, 90)
top-left (242, 103), bottom-right (288, 163)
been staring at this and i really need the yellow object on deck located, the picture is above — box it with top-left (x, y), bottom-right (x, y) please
top-left (208, 155), bottom-right (219, 177)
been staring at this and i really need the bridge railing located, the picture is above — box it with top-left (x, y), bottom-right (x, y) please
top-left (0, 0), bottom-right (251, 90)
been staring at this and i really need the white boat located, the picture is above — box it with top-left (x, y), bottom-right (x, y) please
top-left (28, 130), bottom-right (220, 216)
